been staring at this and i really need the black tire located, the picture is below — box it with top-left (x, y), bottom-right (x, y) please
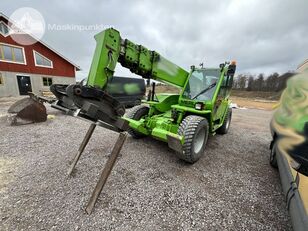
top-left (217, 108), bottom-right (232, 134)
top-left (176, 115), bottom-right (209, 163)
top-left (270, 140), bottom-right (278, 168)
top-left (125, 105), bottom-right (149, 138)
top-left (134, 99), bottom-right (141, 106)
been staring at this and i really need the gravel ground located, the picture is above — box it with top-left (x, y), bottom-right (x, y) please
top-left (0, 102), bottom-right (291, 230)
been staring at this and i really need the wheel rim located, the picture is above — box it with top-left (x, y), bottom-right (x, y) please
top-left (194, 128), bottom-right (206, 153)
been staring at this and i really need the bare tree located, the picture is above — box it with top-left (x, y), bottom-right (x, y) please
top-left (238, 75), bottom-right (247, 90)
top-left (246, 75), bottom-right (254, 91)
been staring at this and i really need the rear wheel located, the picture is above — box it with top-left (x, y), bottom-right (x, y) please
top-left (177, 115), bottom-right (209, 163)
top-left (125, 105), bottom-right (149, 138)
top-left (217, 108), bottom-right (232, 134)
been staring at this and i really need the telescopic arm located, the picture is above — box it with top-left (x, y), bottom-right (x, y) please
top-left (86, 28), bottom-right (189, 89)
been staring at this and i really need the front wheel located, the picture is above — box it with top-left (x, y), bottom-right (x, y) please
top-left (176, 115), bottom-right (209, 163)
top-left (125, 105), bottom-right (149, 138)
top-left (217, 108), bottom-right (232, 134)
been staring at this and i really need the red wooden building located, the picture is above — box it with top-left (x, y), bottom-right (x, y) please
top-left (0, 12), bottom-right (80, 97)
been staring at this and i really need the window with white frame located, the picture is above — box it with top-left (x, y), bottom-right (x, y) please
top-left (0, 73), bottom-right (3, 85)
top-left (0, 43), bottom-right (26, 64)
top-left (42, 77), bottom-right (53, 86)
top-left (34, 51), bottom-right (53, 68)
top-left (0, 22), bottom-right (9, 36)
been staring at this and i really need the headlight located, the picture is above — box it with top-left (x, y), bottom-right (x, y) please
top-left (195, 103), bottom-right (204, 110)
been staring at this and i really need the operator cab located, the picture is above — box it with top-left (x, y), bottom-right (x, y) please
top-left (180, 62), bottom-right (235, 110)
top-left (182, 68), bottom-right (220, 101)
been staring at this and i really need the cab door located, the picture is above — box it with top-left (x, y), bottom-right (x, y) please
top-left (213, 73), bottom-right (233, 122)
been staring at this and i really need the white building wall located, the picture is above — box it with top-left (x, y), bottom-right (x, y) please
top-left (0, 72), bottom-right (19, 97)
top-left (0, 71), bottom-right (75, 97)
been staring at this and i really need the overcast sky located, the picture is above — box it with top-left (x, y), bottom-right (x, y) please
top-left (2, 0), bottom-right (308, 80)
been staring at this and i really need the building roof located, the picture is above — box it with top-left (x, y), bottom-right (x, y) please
top-left (0, 12), bottom-right (81, 71)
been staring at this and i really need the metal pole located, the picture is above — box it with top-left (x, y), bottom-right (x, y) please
top-left (67, 123), bottom-right (97, 176)
top-left (85, 132), bottom-right (127, 214)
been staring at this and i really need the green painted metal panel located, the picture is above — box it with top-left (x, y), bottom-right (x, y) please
top-left (87, 28), bottom-right (121, 88)
top-left (152, 56), bottom-right (188, 88)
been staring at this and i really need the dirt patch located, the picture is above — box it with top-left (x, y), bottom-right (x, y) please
top-left (230, 96), bottom-right (277, 110)
top-left (150, 87), bottom-right (278, 110)
top-left (149, 85), bottom-right (180, 94)
top-left (231, 90), bottom-right (282, 100)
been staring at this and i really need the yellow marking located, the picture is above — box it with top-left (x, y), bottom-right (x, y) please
top-left (0, 44), bottom-right (4, 60)
top-left (273, 120), bottom-right (308, 214)
top-left (272, 102), bottom-right (280, 109)
top-left (297, 173), bottom-right (308, 213)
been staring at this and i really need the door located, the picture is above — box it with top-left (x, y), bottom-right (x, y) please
top-left (213, 74), bottom-right (232, 122)
top-left (17, 75), bottom-right (32, 95)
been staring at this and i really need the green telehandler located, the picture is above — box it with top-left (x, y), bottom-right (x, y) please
top-left (9, 27), bottom-right (237, 213)
top-left (51, 27), bottom-right (236, 163)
